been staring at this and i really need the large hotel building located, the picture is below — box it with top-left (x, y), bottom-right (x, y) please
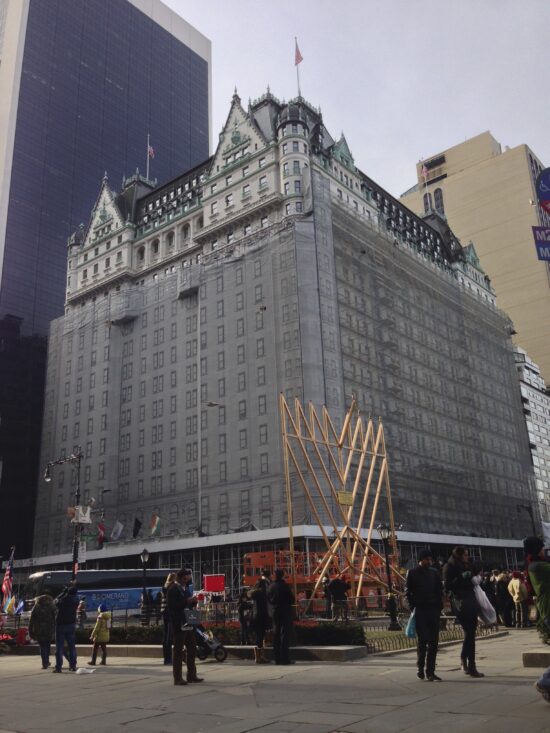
top-left (33, 91), bottom-right (537, 580)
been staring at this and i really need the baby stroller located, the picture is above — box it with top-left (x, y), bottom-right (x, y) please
top-left (185, 608), bottom-right (227, 662)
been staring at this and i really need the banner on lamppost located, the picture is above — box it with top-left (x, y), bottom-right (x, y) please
top-left (536, 168), bottom-right (550, 214)
top-left (532, 227), bottom-right (550, 260)
top-left (79, 541), bottom-right (87, 563)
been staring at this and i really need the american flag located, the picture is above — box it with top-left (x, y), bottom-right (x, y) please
top-left (2, 547), bottom-right (14, 605)
top-left (421, 164), bottom-right (429, 180)
top-left (295, 39), bottom-right (303, 66)
top-left (148, 144), bottom-right (155, 159)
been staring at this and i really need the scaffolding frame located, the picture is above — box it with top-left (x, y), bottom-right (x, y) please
top-left (279, 394), bottom-right (402, 608)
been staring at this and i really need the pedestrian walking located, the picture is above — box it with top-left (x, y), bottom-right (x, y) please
top-left (508, 571), bottom-right (529, 628)
top-left (87, 603), bottom-right (111, 665)
top-left (167, 568), bottom-right (203, 685)
top-left (524, 536), bottom-right (550, 701)
top-left (53, 584), bottom-right (79, 673)
top-left (443, 546), bottom-right (484, 678)
top-left (160, 572), bottom-right (176, 665)
top-left (481, 571), bottom-right (497, 611)
top-left (28, 595), bottom-right (56, 669)
top-left (268, 569), bottom-right (295, 665)
top-left (249, 569), bottom-right (272, 663)
top-left (322, 574), bottom-right (332, 619)
top-left (495, 571), bottom-right (514, 627)
top-left (405, 549), bottom-right (443, 681)
top-left (237, 589), bottom-right (253, 645)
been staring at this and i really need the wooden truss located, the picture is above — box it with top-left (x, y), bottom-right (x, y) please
top-left (279, 394), bottom-right (403, 607)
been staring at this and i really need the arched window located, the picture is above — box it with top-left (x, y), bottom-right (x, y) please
top-left (137, 246), bottom-right (145, 262)
top-left (423, 192), bottom-right (432, 213)
top-left (434, 188), bottom-right (444, 214)
top-left (151, 238), bottom-right (159, 255)
top-left (180, 223), bottom-right (190, 244)
top-left (166, 231), bottom-right (175, 250)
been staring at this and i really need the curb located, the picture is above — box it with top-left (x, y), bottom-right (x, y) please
top-left (369, 631), bottom-right (510, 657)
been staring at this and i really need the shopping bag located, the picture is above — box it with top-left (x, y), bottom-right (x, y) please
top-left (473, 584), bottom-right (497, 625)
top-left (405, 609), bottom-right (416, 638)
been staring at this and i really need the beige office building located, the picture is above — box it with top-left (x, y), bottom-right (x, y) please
top-left (401, 132), bottom-right (550, 382)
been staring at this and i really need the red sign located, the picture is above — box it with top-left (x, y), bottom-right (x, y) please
top-left (203, 574), bottom-right (225, 593)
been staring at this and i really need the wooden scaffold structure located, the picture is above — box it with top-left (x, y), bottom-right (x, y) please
top-left (279, 394), bottom-right (404, 609)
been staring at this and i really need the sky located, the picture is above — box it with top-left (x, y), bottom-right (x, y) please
top-left (164, 0), bottom-right (550, 198)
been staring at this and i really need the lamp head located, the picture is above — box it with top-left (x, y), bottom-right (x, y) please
top-left (44, 465), bottom-right (52, 483)
top-left (140, 548), bottom-right (150, 565)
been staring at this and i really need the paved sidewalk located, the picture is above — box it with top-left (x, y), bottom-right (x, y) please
top-left (1, 629), bottom-right (548, 733)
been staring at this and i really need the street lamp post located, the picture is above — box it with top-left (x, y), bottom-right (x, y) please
top-left (377, 523), bottom-right (402, 631)
top-left (140, 548), bottom-right (150, 626)
top-left (44, 447), bottom-right (83, 580)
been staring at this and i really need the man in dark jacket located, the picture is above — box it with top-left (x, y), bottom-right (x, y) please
top-left (406, 549), bottom-right (443, 681)
top-left (328, 575), bottom-right (350, 621)
top-left (167, 568), bottom-right (203, 685)
top-left (53, 584), bottom-right (79, 672)
top-left (268, 569), bottom-right (295, 665)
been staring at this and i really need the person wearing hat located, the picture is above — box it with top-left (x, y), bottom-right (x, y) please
top-left (53, 584), bottom-right (80, 673)
top-left (167, 568), bottom-right (203, 685)
top-left (88, 602), bottom-right (112, 666)
top-left (524, 536), bottom-right (550, 700)
top-left (406, 549), bottom-right (443, 681)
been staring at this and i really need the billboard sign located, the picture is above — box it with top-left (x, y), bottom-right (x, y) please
top-left (203, 574), bottom-right (225, 592)
top-left (533, 226), bottom-right (550, 260)
top-left (536, 168), bottom-right (550, 213)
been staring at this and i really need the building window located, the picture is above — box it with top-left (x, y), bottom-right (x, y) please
top-left (259, 175), bottom-right (267, 190)
top-left (423, 192), bottom-right (433, 213)
top-left (434, 188), bottom-right (445, 214)
top-left (258, 157), bottom-right (266, 168)
top-left (225, 193), bottom-right (233, 207)
top-left (243, 184), bottom-right (251, 197)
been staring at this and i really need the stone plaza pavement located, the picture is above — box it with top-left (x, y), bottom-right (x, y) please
top-left (1, 630), bottom-right (549, 733)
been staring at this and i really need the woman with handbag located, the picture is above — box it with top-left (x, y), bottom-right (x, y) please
top-left (443, 546), bottom-right (484, 678)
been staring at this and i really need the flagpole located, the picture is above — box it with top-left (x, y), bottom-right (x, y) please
top-left (295, 37), bottom-right (301, 97)
top-left (146, 133), bottom-right (150, 180)
top-left (421, 162), bottom-right (430, 211)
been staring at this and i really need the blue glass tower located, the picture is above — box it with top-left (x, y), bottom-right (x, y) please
top-left (0, 0), bottom-right (210, 556)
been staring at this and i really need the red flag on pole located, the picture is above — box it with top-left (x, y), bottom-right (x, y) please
top-left (2, 547), bottom-right (14, 605)
top-left (295, 39), bottom-right (303, 66)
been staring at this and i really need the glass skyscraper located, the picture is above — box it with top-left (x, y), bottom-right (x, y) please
top-left (0, 0), bottom-right (210, 556)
